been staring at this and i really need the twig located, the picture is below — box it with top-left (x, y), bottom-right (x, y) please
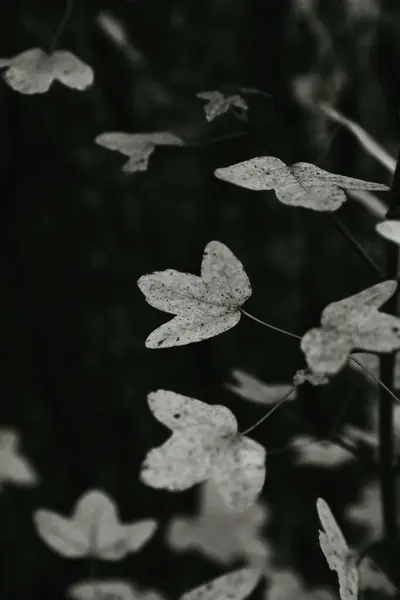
top-left (240, 309), bottom-right (301, 340)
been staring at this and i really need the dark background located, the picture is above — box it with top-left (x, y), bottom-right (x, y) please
top-left (0, 0), bottom-right (399, 598)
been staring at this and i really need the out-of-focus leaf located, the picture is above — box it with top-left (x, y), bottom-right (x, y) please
top-left (301, 281), bottom-right (400, 375)
top-left (179, 567), bottom-right (262, 600)
top-left (137, 241), bottom-right (252, 348)
top-left (68, 579), bottom-right (164, 600)
top-left (226, 369), bottom-right (295, 405)
top-left (166, 479), bottom-right (270, 565)
top-left (376, 220), bottom-right (400, 246)
top-left (140, 390), bottom-right (266, 510)
top-left (214, 157), bottom-right (388, 212)
top-left (33, 489), bottom-right (157, 559)
top-left (267, 569), bottom-right (336, 600)
top-left (0, 48), bottom-right (94, 94)
top-left (197, 91), bottom-right (247, 122)
top-left (291, 437), bottom-right (355, 466)
top-left (0, 429), bottom-right (37, 491)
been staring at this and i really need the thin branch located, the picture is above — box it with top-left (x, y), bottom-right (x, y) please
top-left (239, 388), bottom-right (296, 436)
top-left (49, 0), bottom-right (75, 52)
top-left (240, 309), bottom-right (301, 340)
top-left (349, 356), bottom-right (400, 406)
top-left (329, 212), bottom-right (384, 279)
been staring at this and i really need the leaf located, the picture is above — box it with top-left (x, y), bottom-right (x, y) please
top-left (137, 241), bottom-right (252, 348)
top-left (197, 91), bottom-right (247, 122)
top-left (345, 480), bottom-right (381, 542)
top-left (291, 437), bottom-right (355, 466)
top-left (214, 156), bottom-right (389, 212)
top-left (167, 479), bottom-right (270, 565)
top-left (376, 220), bottom-right (400, 246)
top-left (0, 429), bottom-right (37, 490)
top-left (140, 390), bottom-right (266, 510)
top-left (358, 556), bottom-right (399, 596)
top-left (68, 579), bottom-right (164, 600)
top-left (33, 489), bottom-right (157, 559)
top-left (0, 48), bottom-right (93, 94)
top-left (95, 131), bottom-right (183, 173)
top-left (267, 570), bottom-right (336, 600)
top-left (226, 369), bottom-right (296, 405)
top-left (316, 498), bottom-right (359, 600)
top-left (179, 567), bottom-right (262, 600)
top-left (292, 369), bottom-right (330, 386)
top-left (301, 280), bottom-right (400, 375)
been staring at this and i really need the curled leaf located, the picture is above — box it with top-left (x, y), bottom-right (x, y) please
top-left (140, 390), bottom-right (266, 510)
top-left (138, 241), bottom-right (252, 348)
top-left (376, 220), bottom-right (400, 246)
top-left (95, 131), bottom-right (183, 173)
top-left (197, 91), bottom-right (247, 122)
top-left (0, 48), bottom-right (94, 94)
top-left (227, 369), bottom-right (295, 405)
top-left (214, 156), bottom-right (388, 212)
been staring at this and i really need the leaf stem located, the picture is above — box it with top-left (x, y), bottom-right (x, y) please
top-left (239, 388), bottom-right (296, 436)
top-left (49, 0), bottom-right (75, 52)
top-left (350, 355), bottom-right (400, 406)
top-left (240, 309), bottom-right (301, 340)
top-left (329, 212), bottom-right (384, 279)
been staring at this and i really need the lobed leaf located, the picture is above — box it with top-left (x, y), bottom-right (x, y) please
top-left (179, 567), bottom-right (262, 600)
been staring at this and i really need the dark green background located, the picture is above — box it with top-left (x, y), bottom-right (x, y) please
top-left (0, 0), bottom-right (399, 598)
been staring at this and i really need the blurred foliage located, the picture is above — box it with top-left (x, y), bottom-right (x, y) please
top-left (0, 0), bottom-right (400, 598)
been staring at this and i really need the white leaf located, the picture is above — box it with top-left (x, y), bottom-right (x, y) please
top-left (95, 131), bottom-right (183, 173)
top-left (226, 369), bottom-right (295, 405)
top-left (140, 390), bottom-right (266, 510)
top-left (179, 567), bottom-right (262, 600)
top-left (317, 498), bottom-right (359, 600)
top-left (167, 479), bottom-right (270, 565)
top-left (0, 48), bottom-right (93, 94)
top-left (376, 220), bottom-right (400, 246)
top-left (214, 157), bottom-right (388, 212)
top-left (292, 369), bottom-right (330, 386)
top-left (197, 90), bottom-right (247, 122)
top-left (68, 579), bottom-right (164, 600)
top-left (345, 480), bottom-right (381, 542)
top-left (301, 280), bottom-right (400, 375)
top-left (33, 489), bottom-right (157, 559)
top-left (138, 241), bottom-right (251, 348)
top-left (0, 429), bottom-right (37, 489)
top-left (291, 436), bottom-right (355, 466)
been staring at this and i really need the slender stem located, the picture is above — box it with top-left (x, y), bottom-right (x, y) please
top-left (329, 212), bottom-right (384, 279)
top-left (49, 0), bottom-right (75, 52)
top-left (240, 309), bottom-right (301, 340)
top-left (184, 131), bottom-right (247, 147)
top-left (239, 388), bottom-right (295, 436)
top-left (377, 144), bottom-right (400, 541)
top-left (349, 356), bottom-right (400, 406)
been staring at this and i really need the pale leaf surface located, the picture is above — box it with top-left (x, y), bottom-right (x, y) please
top-left (267, 570), bottom-right (336, 600)
top-left (167, 480), bottom-right (269, 565)
top-left (140, 391), bottom-right (266, 509)
top-left (291, 437), bottom-right (354, 466)
top-left (317, 498), bottom-right (358, 600)
top-left (215, 157), bottom-right (388, 212)
top-left (138, 241), bottom-right (251, 348)
top-left (34, 489), bottom-right (157, 559)
top-left (376, 220), bottom-right (400, 246)
top-left (292, 369), bottom-right (330, 386)
top-left (227, 369), bottom-right (295, 404)
top-left (179, 567), bottom-right (262, 600)
top-left (197, 90), bottom-right (247, 121)
top-left (0, 48), bottom-right (93, 94)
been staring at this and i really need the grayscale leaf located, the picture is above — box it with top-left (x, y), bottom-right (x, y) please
top-left (345, 480), bottom-right (381, 542)
top-left (226, 369), bottom-right (295, 405)
top-left (137, 241), bottom-right (252, 348)
top-left (0, 429), bottom-right (37, 490)
top-left (68, 579), bottom-right (164, 600)
top-left (214, 156), bottom-right (388, 212)
top-left (167, 479), bottom-right (270, 565)
top-left (358, 556), bottom-right (399, 596)
top-left (0, 48), bottom-right (94, 94)
top-left (197, 90), bottom-right (248, 122)
top-left (140, 390), bottom-right (266, 510)
top-left (291, 437), bottom-right (355, 466)
top-left (179, 567), bottom-right (262, 600)
top-left (376, 220), bottom-right (400, 246)
top-left (95, 131), bottom-right (183, 173)
top-left (301, 280), bottom-right (400, 374)
top-left (267, 570), bottom-right (336, 600)
top-left (33, 489), bottom-right (157, 559)
top-left (317, 498), bottom-right (359, 600)
top-left (293, 369), bottom-right (330, 386)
